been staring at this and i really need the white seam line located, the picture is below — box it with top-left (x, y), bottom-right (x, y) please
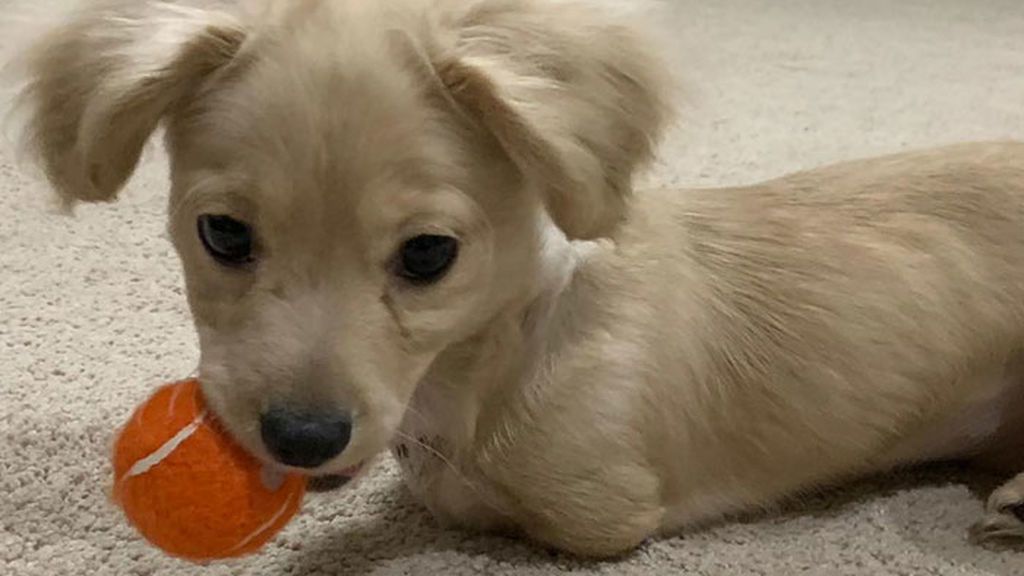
top-left (122, 410), bottom-right (207, 480)
top-left (226, 491), bottom-right (297, 554)
top-left (167, 382), bottom-right (185, 418)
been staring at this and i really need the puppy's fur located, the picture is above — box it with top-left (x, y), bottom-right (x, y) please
top-left (14, 0), bottom-right (1024, 556)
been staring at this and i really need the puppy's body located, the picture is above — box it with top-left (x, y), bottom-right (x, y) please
top-left (14, 0), bottom-right (1024, 557)
top-left (397, 143), bottom-right (1024, 553)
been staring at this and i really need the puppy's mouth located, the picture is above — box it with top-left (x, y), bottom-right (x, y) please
top-left (306, 462), bottom-right (365, 492)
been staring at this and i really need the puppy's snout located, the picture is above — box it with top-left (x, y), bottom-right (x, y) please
top-left (260, 407), bottom-right (353, 469)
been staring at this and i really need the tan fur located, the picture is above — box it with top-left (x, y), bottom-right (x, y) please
top-left (13, 0), bottom-right (1024, 557)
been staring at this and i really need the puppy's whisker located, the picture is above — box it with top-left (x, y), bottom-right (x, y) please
top-left (393, 430), bottom-right (456, 473)
top-left (393, 429), bottom-right (502, 512)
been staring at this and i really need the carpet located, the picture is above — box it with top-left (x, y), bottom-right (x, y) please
top-left (2, 0), bottom-right (1024, 574)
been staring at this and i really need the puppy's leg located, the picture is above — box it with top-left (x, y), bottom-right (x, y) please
top-left (519, 464), bottom-right (663, 558)
top-left (969, 368), bottom-right (1024, 544)
top-left (971, 473), bottom-right (1024, 544)
top-left (477, 414), bottom-right (665, 557)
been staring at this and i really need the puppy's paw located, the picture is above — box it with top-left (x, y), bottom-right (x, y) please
top-left (970, 473), bottom-right (1024, 546)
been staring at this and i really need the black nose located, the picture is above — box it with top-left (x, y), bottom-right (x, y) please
top-left (260, 408), bottom-right (353, 469)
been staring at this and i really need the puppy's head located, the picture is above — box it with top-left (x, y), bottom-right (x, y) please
top-left (16, 0), bottom-right (670, 475)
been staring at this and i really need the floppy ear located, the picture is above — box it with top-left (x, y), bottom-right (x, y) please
top-left (433, 0), bottom-right (672, 239)
top-left (14, 1), bottom-right (246, 208)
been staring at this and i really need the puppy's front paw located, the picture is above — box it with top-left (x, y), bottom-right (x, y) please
top-left (970, 473), bottom-right (1024, 546)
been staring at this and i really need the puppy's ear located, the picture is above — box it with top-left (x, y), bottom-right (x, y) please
top-left (435, 0), bottom-right (672, 239)
top-left (14, 2), bottom-right (246, 208)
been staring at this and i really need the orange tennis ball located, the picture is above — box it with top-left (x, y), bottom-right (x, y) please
top-left (112, 379), bottom-right (307, 562)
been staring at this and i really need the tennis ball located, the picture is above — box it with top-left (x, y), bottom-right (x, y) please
top-left (112, 379), bottom-right (307, 562)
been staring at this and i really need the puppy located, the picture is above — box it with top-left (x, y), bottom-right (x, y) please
top-left (14, 0), bottom-right (1024, 557)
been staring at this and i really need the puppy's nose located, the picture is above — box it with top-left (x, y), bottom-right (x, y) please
top-left (260, 408), bottom-right (352, 469)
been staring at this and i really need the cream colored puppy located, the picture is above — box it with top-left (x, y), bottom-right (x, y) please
top-left (14, 0), bottom-right (1024, 557)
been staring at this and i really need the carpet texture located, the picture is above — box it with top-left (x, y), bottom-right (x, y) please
top-left (3, 0), bottom-right (1024, 574)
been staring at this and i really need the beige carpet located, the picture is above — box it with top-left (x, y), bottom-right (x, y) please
top-left (3, 0), bottom-right (1024, 574)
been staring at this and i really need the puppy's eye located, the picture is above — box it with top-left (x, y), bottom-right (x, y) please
top-left (398, 235), bottom-right (458, 284)
top-left (197, 215), bottom-right (254, 266)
